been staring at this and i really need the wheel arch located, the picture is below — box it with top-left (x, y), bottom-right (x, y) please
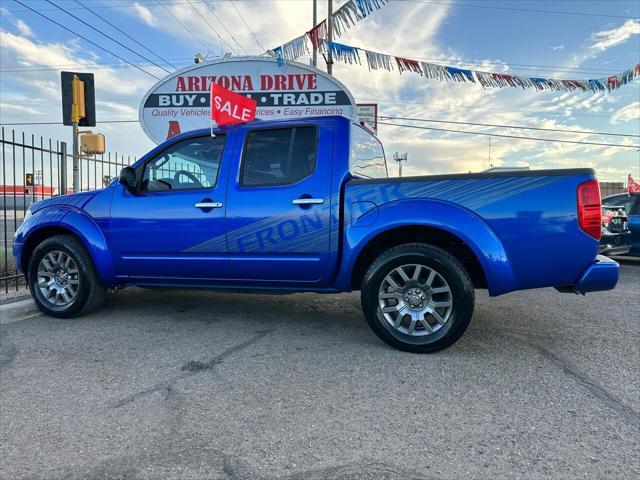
top-left (343, 199), bottom-right (515, 296)
top-left (19, 207), bottom-right (116, 286)
top-left (350, 225), bottom-right (487, 289)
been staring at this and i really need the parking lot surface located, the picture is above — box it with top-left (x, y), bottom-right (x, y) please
top-left (1, 263), bottom-right (639, 479)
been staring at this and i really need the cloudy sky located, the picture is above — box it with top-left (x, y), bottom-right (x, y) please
top-left (1, 0), bottom-right (639, 180)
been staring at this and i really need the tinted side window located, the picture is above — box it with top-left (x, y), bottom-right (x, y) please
top-left (242, 127), bottom-right (317, 186)
top-left (350, 124), bottom-right (388, 179)
top-left (141, 135), bottom-right (225, 192)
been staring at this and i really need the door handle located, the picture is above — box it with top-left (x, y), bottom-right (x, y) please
top-left (292, 198), bottom-right (324, 205)
top-left (195, 202), bottom-right (223, 209)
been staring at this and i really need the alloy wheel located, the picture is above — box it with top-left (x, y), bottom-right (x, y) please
top-left (378, 263), bottom-right (453, 336)
top-left (37, 251), bottom-right (80, 307)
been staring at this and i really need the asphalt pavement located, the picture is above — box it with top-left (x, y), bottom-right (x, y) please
top-left (1, 262), bottom-right (639, 479)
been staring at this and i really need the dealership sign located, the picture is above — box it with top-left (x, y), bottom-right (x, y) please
top-left (139, 56), bottom-right (356, 144)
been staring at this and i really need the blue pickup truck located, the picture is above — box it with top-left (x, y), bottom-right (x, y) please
top-left (13, 116), bottom-right (618, 353)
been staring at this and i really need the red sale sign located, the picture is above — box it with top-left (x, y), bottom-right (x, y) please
top-left (629, 174), bottom-right (640, 196)
top-left (210, 84), bottom-right (256, 125)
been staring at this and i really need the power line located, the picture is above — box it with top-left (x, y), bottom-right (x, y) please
top-left (230, 0), bottom-right (266, 53)
top-left (72, 0), bottom-right (178, 71)
top-left (3, 58), bottom-right (621, 79)
top-left (199, 0), bottom-right (251, 55)
top-left (357, 97), bottom-right (616, 120)
top-left (154, 0), bottom-right (218, 57)
top-left (379, 116), bottom-right (640, 138)
top-left (186, 0), bottom-right (243, 54)
top-left (5, 119), bottom-right (638, 150)
top-left (12, 0), bottom-right (161, 80)
top-left (397, 0), bottom-right (640, 20)
top-left (0, 58), bottom-right (200, 74)
top-left (0, 120), bottom-right (141, 126)
top-left (44, 0), bottom-right (171, 74)
top-left (378, 121), bottom-right (640, 149)
top-left (6, 0), bottom-right (637, 19)
top-left (4, 1), bottom-right (311, 14)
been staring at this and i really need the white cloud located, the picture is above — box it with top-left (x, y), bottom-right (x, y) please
top-left (590, 19), bottom-right (640, 52)
top-left (0, 102), bottom-right (40, 115)
top-left (611, 102), bottom-right (640, 124)
top-left (14, 19), bottom-right (33, 38)
top-left (550, 45), bottom-right (565, 51)
top-left (0, 30), bottom-right (158, 97)
top-left (133, 2), bottom-right (158, 27)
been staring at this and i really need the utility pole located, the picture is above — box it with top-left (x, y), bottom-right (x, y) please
top-left (393, 152), bottom-right (408, 178)
top-left (312, 0), bottom-right (317, 68)
top-left (327, 0), bottom-right (333, 75)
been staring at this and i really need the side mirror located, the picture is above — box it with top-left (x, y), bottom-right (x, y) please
top-left (119, 166), bottom-right (137, 192)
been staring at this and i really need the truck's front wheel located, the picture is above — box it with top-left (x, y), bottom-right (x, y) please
top-left (361, 243), bottom-right (474, 353)
top-left (27, 235), bottom-right (106, 318)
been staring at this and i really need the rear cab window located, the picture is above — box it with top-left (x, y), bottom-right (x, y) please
top-left (241, 126), bottom-right (317, 187)
top-left (349, 124), bottom-right (388, 179)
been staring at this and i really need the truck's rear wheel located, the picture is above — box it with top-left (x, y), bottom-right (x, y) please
top-left (361, 243), bottom-right (474, 353)
top-left (27, 235), bottom-right (106, 318)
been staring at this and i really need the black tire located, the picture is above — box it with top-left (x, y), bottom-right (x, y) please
top-left (27, 235), bottom-right (106, 318)
top-left (361, 243), bottom-right (474, 353)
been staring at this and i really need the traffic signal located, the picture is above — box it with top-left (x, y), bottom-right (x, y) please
top-left (61, 71), bottom-right (96, 126)
top-left (25, 173), bottom-right (34, 186)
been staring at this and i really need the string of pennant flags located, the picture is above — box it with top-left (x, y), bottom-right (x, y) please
top-left (273, 0), bottom-right (389, 66)
top-left (270, 0), bottom-right (639, 93)
top-left (273, 37), bottom-right (639, 93)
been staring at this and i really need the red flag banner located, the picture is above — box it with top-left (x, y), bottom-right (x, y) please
top-left (210, 84), bottom-right (256, 126)
top-left (629, 174), bottom-right (640, 195)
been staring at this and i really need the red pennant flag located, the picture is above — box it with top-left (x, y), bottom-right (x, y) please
top-left (629, 174), bottom-right (640, 196)
top-left (210, 83), bottom-right (256, 126)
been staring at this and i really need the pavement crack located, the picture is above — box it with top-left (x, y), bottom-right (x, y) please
top-left (110, 329), bottom-right (274, 409)
top-left (507, 331), bottom-right (640, 426)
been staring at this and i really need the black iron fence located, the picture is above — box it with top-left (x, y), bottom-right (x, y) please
top-left (1, 128), bottom-right (134, 294)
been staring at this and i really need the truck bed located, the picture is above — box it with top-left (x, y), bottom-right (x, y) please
top-left (342, 168), bottom-right (599, 295)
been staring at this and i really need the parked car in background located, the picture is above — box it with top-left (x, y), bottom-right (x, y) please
top-left (599, 205), bottom-right (631, 256)
top-left (12, 116), bottom-right (619, 353)
top-left (602, 193), bottom-right (640, 256)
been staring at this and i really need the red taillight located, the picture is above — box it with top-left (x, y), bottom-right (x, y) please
top-left (577, 179), bottom-right (602, 240)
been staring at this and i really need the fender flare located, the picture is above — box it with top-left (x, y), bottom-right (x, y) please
top-left (340, 198), bottom-right (515, 296)
top-left (17, 205), bottom-right (117, 286)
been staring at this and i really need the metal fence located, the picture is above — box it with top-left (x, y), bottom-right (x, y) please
top-left (1, 127), bottom-right (134, 294)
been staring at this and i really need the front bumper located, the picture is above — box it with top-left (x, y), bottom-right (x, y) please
top-left (575, 255), bottom-right (619, 293)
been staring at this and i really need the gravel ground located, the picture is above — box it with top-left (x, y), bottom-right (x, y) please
top-left (1, 262), bottom-right (638, 480)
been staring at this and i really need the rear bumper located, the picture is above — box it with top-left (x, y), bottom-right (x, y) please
top-left (575, 255), bottom-right (619, 293)
top-left (555, 255), bottom-right (619, 294)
